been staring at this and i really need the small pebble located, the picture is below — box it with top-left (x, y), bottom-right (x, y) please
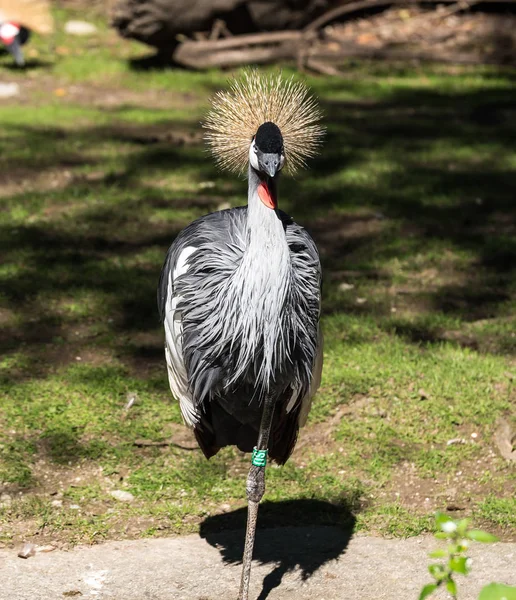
top-left (64, 20), bottom-right (98, 35)
top-left (338, 282), bottom-right (355, 292)
top-left (0, 83), bottom-right (20, 98)
top-left (109, 490), bottom-right (134, 503)
top-left (18, 543), bottom-right (36, 559)
top-left (36, 544), bottom-right (56, 553)
top-left (0, 493), bottom-right (12, 507)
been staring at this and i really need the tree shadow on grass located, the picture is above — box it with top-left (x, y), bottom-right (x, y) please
top-left (1, 77), bottom-right (516, 392)
top-left (293, 83), bottom-right (516, 344)
top-left (40, 430), bottom-right (108, 465)
top-left (0, 116), bottom-right (215, 384)
top-left (200, 499), bottom-right (355, 600)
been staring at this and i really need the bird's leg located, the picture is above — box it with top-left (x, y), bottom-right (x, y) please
top-left (238, 394), bottom-right (275, 600)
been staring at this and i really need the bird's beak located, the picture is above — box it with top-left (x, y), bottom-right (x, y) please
top-left (260, 153), bottom-right (281, 178)
top-left (6, 37), bottom-right (24, 66)
top-left (264, 163), bottom-right (278, 178)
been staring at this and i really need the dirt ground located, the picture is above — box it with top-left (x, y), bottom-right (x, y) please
top-left (326, 6), bottom-right (516, 65)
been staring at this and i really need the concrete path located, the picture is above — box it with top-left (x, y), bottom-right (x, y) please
top-left (1, 527), bottom-right (515, 600)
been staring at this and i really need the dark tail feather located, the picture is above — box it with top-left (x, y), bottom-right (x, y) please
top-left (269, 402), bottom-right (301, 465)
top-left (194, 395), bottom-right (302, 465)
top-left (194, 427), bottom-right (220, 459)
top-left (193, 402), bottom-right (220, 459)
top-left (194, 400), bottom-right (258, 458)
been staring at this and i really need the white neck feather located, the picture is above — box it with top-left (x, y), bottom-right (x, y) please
top-left (221, 164), bottom-right (292, 389)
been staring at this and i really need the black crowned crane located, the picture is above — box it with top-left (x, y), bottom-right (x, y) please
top-left (0, 0), bottom-right (53, 66)
top-left (157, 71), bottom-right (324, 600)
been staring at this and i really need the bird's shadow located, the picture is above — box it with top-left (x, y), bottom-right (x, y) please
top-left (200, 499), bottom-right (355, 600)
top-left (0, 56), bottom-right (53, 70)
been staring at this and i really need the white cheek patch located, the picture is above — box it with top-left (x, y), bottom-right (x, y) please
top-left (0, 22), bottom-right (20, 42)
top-left (249, 139), bottom-right (260, 170)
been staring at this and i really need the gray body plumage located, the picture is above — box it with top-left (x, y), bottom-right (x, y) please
top-left (158, 166), bottom-right (322, 464)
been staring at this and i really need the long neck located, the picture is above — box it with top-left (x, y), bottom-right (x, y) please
top-left (246, 165), bottom-right (283, 247)
top-left (223, 165), bottom-right (292, 389)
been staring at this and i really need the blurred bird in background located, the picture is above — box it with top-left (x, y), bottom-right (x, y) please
top-left (0, 0), bottom-right (53, 66)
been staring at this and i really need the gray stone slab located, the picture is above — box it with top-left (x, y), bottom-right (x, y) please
top-left (1, 527), bottom-right (515, 600)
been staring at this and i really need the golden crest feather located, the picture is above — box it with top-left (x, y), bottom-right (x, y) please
top-left (203, 70), bottom-right (324, 175)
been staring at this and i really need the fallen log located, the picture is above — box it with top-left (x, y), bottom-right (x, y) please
top-left (174, 42), bottom-right (299, 69)
top-left (173, 33), bottom-right (516, 70)
top-left (173, 30), bottom-right (309, 69)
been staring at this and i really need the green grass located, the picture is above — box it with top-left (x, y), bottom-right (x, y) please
top-left (476, 496), bottom-right (516, 529)
top-left (0, 5), bottom-right (515, 546)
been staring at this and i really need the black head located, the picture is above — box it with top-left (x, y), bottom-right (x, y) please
top-left (255, 122), bottom-right (283, 154)
top-left (250, 121), bottom-right (285, 178)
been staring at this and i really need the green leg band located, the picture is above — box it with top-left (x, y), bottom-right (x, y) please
top-left (251, 447), bottom-right (268, 467)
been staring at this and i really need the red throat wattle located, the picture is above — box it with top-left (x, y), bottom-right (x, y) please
top-left (257, 182), bottom-right (277, 209)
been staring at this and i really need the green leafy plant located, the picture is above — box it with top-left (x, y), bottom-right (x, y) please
top-left (420, 513), bottom-right (516, 600)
